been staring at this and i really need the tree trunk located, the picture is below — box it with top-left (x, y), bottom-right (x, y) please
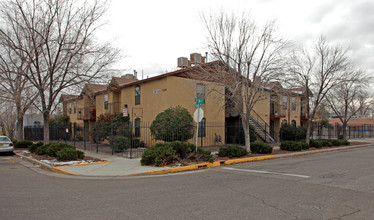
top-left (241, 115), bottom-right (251, 152)
top-left (43, 113), bottom-right (50, 144)
top-left (342, 121), bottom-right (347, 140)
top-left (306, 117), bottom-right (312, 144)
top-left (16, 115), bottom-right (24, 141)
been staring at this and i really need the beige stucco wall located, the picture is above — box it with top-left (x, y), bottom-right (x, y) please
top-left (115, 76), bottom-right (226, 147)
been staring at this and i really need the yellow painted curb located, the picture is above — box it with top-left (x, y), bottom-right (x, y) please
top-left (223, 155), bottom-right (275, 165)
top-left (51, 167), bottom-right (79, 175)
top-left (57, 160), bottom-right (112, 168)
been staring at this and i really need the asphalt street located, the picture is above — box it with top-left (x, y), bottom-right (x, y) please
top-left (1, 146), bottom-right (373, 219)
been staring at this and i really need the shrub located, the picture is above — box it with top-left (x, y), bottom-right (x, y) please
top-left (298, 141), bottom-right (310, 150)
top-left (56, 148), bottom-right (78, 161)
top-left (141, 143), bottom-right (176, 166)
top-left (28, 142), bottom-right (43, 153)
top-left (132, 139), bottom-right (145, 148)
top-left (309, 139), bottom-right (323, 148)
top-left (170, 141), bottom-right (194, 158)
top-left (76, 150), bottom-right (85, 159)
top-left (45, 143), bottom-right (75, 157)
top-left (218, 145), bottom-right (248, 158)
top-left (280, 141), bottom-right (302, 151)
top-left (341, 139), bottom-right (350, 145)
top-left (321, 140), bottom-right (332, 147)
top-left (35, 144), bottom-right (49, 155)
top-left (109, 135), bottom-right (130, 152)
top-left (250, 142), bottom-right (273, 154)
top-left (280, 125), bottom-right (306, 141)
top-left (197, 147), bottom-right (214, 163)
top-left (150, 106), bottom-right (194, 142)
top-left (14, 140), bottom-right (33, 148)
top-left (331, 139), bottom-right (342, 146)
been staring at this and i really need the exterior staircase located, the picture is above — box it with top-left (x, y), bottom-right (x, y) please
top-left (248, 110), bottom-right (275, 143)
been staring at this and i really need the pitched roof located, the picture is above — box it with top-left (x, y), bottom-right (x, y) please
top-left (117, 60), bottom-right (226, 89)
top-left (108, 77), bottom-right (138, 91)
top-left (59, 94), bottom-right (79, 103)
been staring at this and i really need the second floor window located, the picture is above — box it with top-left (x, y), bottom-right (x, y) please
top-left (68, 103), bottom-right (72, 114)
top-left (135, 86), bottom-right (140, 105)
top-left (196, 83), bottom-right (205, 101)
top-left (104, 94), bottom-right (108, 110)
top-left (291, 97), bottom-right (296, 111)
top-left (282, 96), bottom-right (288, 110)
top-left (73, 102), bottom-right (77, 113)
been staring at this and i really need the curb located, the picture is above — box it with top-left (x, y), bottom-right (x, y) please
top-left (16, 143), bottom-right (374, 177)
top-left (119, 143), bottom-right (374, 176)
top-left (14, 151), bottom-right (111, 176)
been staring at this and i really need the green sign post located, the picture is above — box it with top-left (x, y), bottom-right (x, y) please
top-left (194, 98), bottom-right (204, 152)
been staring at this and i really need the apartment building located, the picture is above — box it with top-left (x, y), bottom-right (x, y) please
top-left (61, 55), bottom-right (308, 146)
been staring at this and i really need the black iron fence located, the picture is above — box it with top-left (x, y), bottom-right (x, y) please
top-left (24, 121), bottom-right (249, 158)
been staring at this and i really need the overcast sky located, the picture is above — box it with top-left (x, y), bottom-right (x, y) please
top-left (99, 0), bottom-right (374, 79)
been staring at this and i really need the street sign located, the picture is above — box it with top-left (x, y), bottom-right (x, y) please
top-left (193, 108), bottom-right (204, 122)
top-left (123, 108), bottom-right (128, 117)
top-left (194, 98), bottom-right (203, 108)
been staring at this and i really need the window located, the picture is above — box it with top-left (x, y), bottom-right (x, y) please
top-left (135, 86), bottom-right (140, 105)
top-left (282, 96), bottom-right (288, 110)
top-left (291, 120), bottom-right (296, 127)
top-left (104, 94), bottom-right (108, 110)
top-left (281, 119), bottom-right (287, 126)
top-left (291, 97), bottom-right (296, 111)
top-left (73, 102), bottom-right (77, 114)
top-left (198, 118), bottom-right (206, 137)
top-left (196, 83), bottom-right (205, 101)
top-left (69, 103), bottom-right (72, 114)
top-left (134, 118), bottom-right (141, 137)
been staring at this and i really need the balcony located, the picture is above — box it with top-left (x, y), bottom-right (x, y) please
top-left (77, 106), bottom-right (96, 120)
top-left (105, 102), bottom-right (122, 115)
top-left (270, 102), bottom-right (286, 119)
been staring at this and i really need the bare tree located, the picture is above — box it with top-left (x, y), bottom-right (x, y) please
top-left (0, 104), bottom-right (17, 139)
top-left (0, 41), bottom-right (39, 140)
top-left (0, 0), bottom-right (120, 143)
top-left (201, 10), bottom-right (287, 151)
top-left (326, 68), bottom-right (372, 139)
top-left (287, 36), bottom-right (350, 143)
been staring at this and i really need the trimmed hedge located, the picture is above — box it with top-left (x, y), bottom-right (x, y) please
top-left (33, 142), bottom-right (84, 161)
top-left (218, 145), bottom-right (248, 158)
top-left (28, 142), bottom-right (43, 153)
top-left (250, 142), bottom-right (273, 154)
top-left (141, 143), bottom-right (176, 166)
top-left (141, 142), bottom-right (214, 166)
top-left (321, 140), bottom-right (332, 147)
top-left (14, 140), bottom-right (33, 148)
top-left (309, 139), bottom-right (323, 148)
top-left (280, 141), bottom-right (302, 151)
top-left (298, 142), bottom-right (310, 150)
top-left (56, 148), bottom-right (80, 161)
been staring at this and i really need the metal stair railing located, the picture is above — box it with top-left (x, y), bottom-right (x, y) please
top-left (248, 110), bottom-right (275, 143)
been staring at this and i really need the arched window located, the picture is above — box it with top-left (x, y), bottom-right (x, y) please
top-left (134, 118), bottom-right (141, 137)
top-left (281, 119), bottom-right (287, 126)
top-left (198, 118), bottom-right (206, 137)
top-left (292, 120), bottom-right (296, 127)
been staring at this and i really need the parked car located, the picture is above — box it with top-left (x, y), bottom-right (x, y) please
top-left (0, 136), bottom-right (14, 153)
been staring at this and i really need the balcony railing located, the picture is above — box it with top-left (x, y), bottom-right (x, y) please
top-left (77, 106), bottom-right (96, 120)
top-left (270, 102), bottom-right (287, 118)
top-left (106, 102), bottom-right (122, 115)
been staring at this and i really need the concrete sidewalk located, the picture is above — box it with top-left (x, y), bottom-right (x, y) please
top-left (51, 150), bottom-right (169, 176)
